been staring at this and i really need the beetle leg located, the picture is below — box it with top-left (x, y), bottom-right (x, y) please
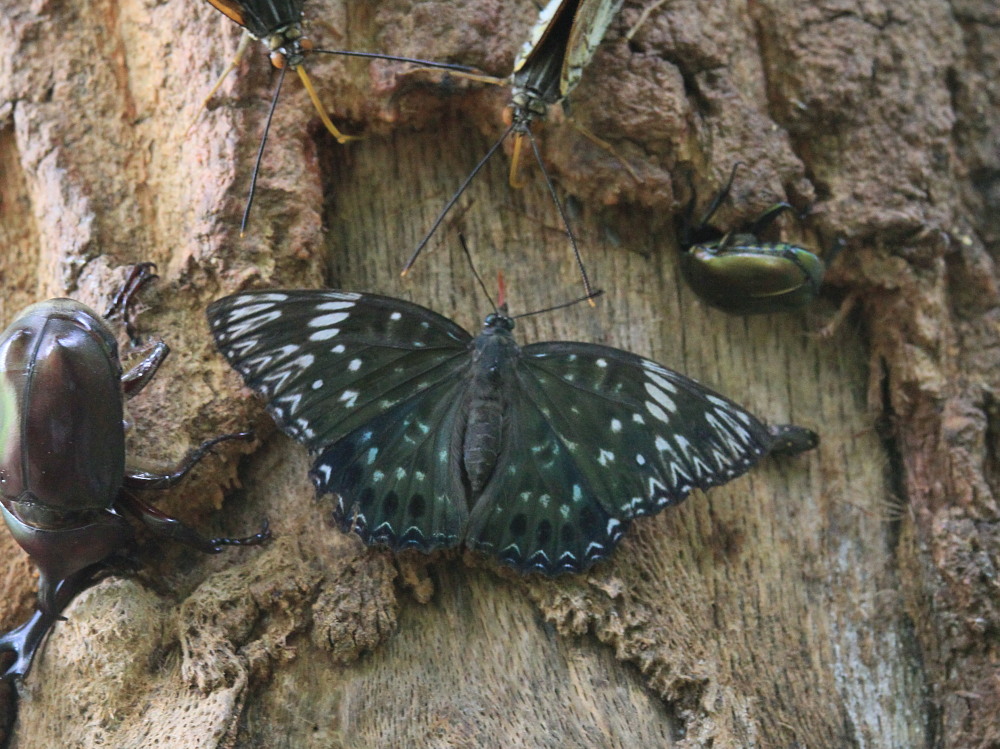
top-left (122, 432), bottom-right (254, 490)
top-left (121, 340), bottom-right (170, 399)
top-left (696, 162), bottom-right (744, 231)
top-left (104, 262), bottom-right (159, 345)
top-left (746, 201), bottom-right (795, 236)
top-left (0, 566), bottom-right (105, 681)
top-left (118, 493), bottom-right (271, 553)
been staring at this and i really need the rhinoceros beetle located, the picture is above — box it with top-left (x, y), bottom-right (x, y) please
top-left (0, 263), bottom-right (269, 683)
top-left (677, 163), bottom-right (827, 315)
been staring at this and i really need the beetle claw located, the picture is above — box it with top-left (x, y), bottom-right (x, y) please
top-left (104, 262), bottom-right (160, 345)
top-left (210, 517), bottom-right (273, 550)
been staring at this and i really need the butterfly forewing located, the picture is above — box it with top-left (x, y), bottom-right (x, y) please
top-left (206, 291), bottom-right (473, 450)
top-left (518, 343), bottom-right (774, 500)
top-left (513, 0), bottom-right (571, 74)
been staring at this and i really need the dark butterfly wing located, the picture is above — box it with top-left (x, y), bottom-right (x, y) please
top-left (204, 0), bottom-right (304, 38)
top-left (207, 289), bottom-right (476, 553)
top-left (311, 375), bottom-right (470, 552)
top-left (465, 341), bottom-right (776, 574)
top-left (463, 383), bottom-right (627, 575)
top-left (206, 290), bottom-right (473, 451)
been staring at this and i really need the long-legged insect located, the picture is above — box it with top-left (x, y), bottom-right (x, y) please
top-left (195, 0), bottom-right (476, 234)
top-left (402, 0), bottom-right (626, 300)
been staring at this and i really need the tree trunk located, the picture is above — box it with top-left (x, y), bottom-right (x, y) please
top-left (0, 0), bottom-right (996, 746)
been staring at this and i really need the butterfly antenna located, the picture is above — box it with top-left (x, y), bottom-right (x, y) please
top-left (241, 65), bottom-right (287, 236)
top-left (524, 129), bottom-right (595, 304)
top-left (310, 49), bottom-right (476, 73)
top-left (511, 289), bottom-right (605, 320)
top-left (401, 121), bottom-right (517, 277)
top-left (458, 233), bottom-right (497, 312)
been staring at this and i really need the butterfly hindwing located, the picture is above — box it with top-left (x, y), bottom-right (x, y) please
top-left (464, 379), bottom-right (627, 575)
top-left (311, 374), bottom-right (471, 553)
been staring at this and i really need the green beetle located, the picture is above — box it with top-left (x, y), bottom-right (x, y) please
top-left (677, 163), bottom-right (826, 315)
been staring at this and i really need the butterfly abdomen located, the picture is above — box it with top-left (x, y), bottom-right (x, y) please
top-left (463, 329), bottom-right (520, 495)
top-left (462, 385), bottom-right (506, 496)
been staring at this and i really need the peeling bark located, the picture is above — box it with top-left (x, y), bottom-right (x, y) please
top-left (0, 0), bottom-right (997, 746)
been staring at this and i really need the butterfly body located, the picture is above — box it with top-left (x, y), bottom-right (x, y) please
top-left (208, 290), bottom-right (817, 575)
top-left (462, 314), bottom-right (519, 495)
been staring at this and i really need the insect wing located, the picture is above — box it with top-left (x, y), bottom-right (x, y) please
top-left (311, 374), bottom-right (470, 553)
top-left (513, 0), bottom-right (572, 75)
top-left (561, 0), bottom-right (623, 97)
top-left (465, 341), bottom-right (775, 574)
top-left (203, 0), bottom-right (303, 38)
top-left (206, 290), bottom-right (473, 452)
top-left (463, 379), bottom-right (627, 575)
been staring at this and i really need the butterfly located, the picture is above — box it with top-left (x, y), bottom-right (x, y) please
top-left (207, 290), bottom-right (817, 575)
top-left (195, 0), bottom-right (474, 233)
top-left (403, 0), bottom-right (627, 296)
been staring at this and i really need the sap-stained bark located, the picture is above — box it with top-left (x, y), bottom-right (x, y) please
top-left (0, 0), bottom-right (997, 746)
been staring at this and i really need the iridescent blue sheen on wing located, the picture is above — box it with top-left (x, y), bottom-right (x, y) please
top-left (207, 290), bottom-right (812, 575)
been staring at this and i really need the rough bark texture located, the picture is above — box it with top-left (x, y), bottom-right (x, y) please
top-left (0, 0), bottom-right (997, 746)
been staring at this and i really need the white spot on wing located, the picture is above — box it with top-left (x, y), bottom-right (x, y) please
top-left (644, 382), bottom-right (677, 413)
top-left (309, 312), bottom-right (350, 327)
top-left (645, 401), bottom-right (670, 424)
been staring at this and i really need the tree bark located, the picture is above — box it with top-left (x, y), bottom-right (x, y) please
top-left (0, 0), bottom-right (996, 746)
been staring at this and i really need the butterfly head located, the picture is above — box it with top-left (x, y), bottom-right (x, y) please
top-left (482, 306), bottom-right (515, 336)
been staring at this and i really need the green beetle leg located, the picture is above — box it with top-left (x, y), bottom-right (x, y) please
top-left (693, 161), bottom-right (744, 231)
top-left (746, 201), bottom-right (795, 236)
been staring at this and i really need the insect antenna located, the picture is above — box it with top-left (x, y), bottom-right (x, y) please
top-left (241, 65), bottom-right (287, 236)
top-left (401, 122), bottom-right (517, 277)
top-left (309, 50), bottom-right (475, 73)
top-left (522, 128), bottom-right (594, 302)
top-left (456, 233), bottom-right (601, 317)
top-left (457, 233), bottom-right (498, 313)
top-left (510, 289), bottom-right (604, 320)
